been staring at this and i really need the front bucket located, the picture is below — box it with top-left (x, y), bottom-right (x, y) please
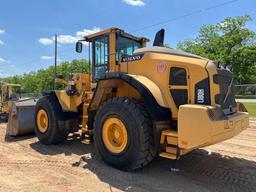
top-left (6, 99), bottom-right (37, 136)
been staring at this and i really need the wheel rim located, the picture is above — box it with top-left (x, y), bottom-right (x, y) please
top-left (102, 117), bottom-right (128, 154)
top-left (36, 109), bottom-right (49, 133)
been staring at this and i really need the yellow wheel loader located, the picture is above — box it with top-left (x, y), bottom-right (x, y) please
top-left (1, 82), bottom-right (37, 135)
top-left (14, 28), bottom-right (249, 170)
top-left (0, 82), bottom-right (21, 122)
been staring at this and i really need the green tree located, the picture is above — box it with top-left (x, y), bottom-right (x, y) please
top-left (0, 59), bottom-right (89, 93)
top-left (177, 15), bottom-right (256, 84)
top-left (164, 44), bottom-right (171, 48)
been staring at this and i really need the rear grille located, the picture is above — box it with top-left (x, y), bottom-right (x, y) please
top-left (213, 69), bottom-right (237, 114)
top-left (170, 89), bottom-right (188, 108)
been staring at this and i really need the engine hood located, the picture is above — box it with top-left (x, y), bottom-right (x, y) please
top-left (134, 46), bottom-right (209, 61)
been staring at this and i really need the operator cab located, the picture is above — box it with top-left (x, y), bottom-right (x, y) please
top-left (76, 28), bottom-right (149, 81)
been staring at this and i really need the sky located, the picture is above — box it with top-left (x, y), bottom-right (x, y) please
top-left (0, 0), bottom-right (255, 77)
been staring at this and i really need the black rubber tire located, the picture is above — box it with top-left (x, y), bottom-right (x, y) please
top-left (34, 96), bottom-right (70, 144)
top-left (0, 113), bottom-right (8, 123)
top-left (94, 97), bottom-right (156, 171)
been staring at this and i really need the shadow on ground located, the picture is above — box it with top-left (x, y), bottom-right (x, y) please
top-left (28, 134), bottom-right (256, 192)
top-left (76, 149), bottom-right (256, 192)
top-left (30, 133), bottom-right (95, 156)
top-left (5, 134), bottom-right (35, 142)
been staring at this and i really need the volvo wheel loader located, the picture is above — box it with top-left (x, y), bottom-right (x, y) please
top-left (13, 27), bottom-right (249, 171)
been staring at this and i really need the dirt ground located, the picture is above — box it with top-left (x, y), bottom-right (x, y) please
top-left (0, 120), bottom-right (255, 192)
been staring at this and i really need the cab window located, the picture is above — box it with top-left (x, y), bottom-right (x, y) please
top-left (116, 36), bottom-right (142, 61)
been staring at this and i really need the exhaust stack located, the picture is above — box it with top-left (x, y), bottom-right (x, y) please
top-left (153, 29), bottom-right (165, 47)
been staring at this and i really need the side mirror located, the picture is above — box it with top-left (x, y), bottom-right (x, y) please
top-left (76, 41), bottom-right (83, 53)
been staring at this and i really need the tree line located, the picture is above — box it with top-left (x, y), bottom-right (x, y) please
top-left (1, 15), bottom-right (256, 93)
top-left (177, 15), bottom-right (256, 84)
top-left (1, 59), bottom-right (89, 93)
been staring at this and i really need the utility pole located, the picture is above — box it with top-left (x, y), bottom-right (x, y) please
top-left (54, 34), bottom-right (57, 90)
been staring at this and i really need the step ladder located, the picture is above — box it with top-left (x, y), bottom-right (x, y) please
top-left (159, 130), bottom-right (179, 160)
top-left (159, 130), bottom-right (190, 160)
top-left (81, 92), bottom-right (94, 144)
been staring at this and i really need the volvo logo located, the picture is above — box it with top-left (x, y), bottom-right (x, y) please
top-left (121, 53), bottom-right (144, 62)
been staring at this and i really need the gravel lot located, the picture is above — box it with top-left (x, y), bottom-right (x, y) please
top-left (0, 119), bottom-right (255, 192)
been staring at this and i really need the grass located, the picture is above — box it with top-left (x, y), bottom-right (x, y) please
top-left (235, 95), bottom-right (256, 99)
top-left (243, 103), bottom-right (256, 117)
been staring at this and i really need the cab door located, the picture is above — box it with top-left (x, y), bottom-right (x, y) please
top-left (92, 35), bottom-right (109, 81)
top-left (169, 66), bottom-right (190, 110)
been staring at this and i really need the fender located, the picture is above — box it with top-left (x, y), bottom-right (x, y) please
top-left (89, 72), bottom-right (171, 121)
top-left (42, 91), bottom-right (79, 120)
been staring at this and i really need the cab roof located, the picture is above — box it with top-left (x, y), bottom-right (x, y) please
top-left (85, 27), bottom-right (150, 43)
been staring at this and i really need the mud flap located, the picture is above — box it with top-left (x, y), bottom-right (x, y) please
top-left (6, 99), bottom-right (37, 136)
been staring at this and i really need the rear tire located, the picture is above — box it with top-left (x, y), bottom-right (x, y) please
top-left (94, 97), bottom-right (156, 171)
top-left (0, 113), bottom-right (8, 123)
top-left (34, 96), bottom-right (72, 144)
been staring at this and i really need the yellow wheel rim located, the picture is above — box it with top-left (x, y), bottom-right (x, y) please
top-left (102, 117), bottom-right (128, 154)
top-left (36, 109), bottom-right (49, 133)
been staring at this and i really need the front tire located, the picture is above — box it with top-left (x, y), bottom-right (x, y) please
top-left (34, 96), bottom-right (70, 144)
top-left (94, 97), bottom-right (156, 171)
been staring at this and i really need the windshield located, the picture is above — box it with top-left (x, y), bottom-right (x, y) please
top-left (116, 36), bottom-right (142, 61)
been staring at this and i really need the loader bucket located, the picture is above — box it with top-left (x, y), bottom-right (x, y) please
top-left (6, 99), bottom-right (37, 136)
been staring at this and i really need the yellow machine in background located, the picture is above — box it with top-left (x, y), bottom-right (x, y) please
top-left (0, 82), bottom-right (21, 122)
top-left (10, 27), bottom-right (249, 171)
